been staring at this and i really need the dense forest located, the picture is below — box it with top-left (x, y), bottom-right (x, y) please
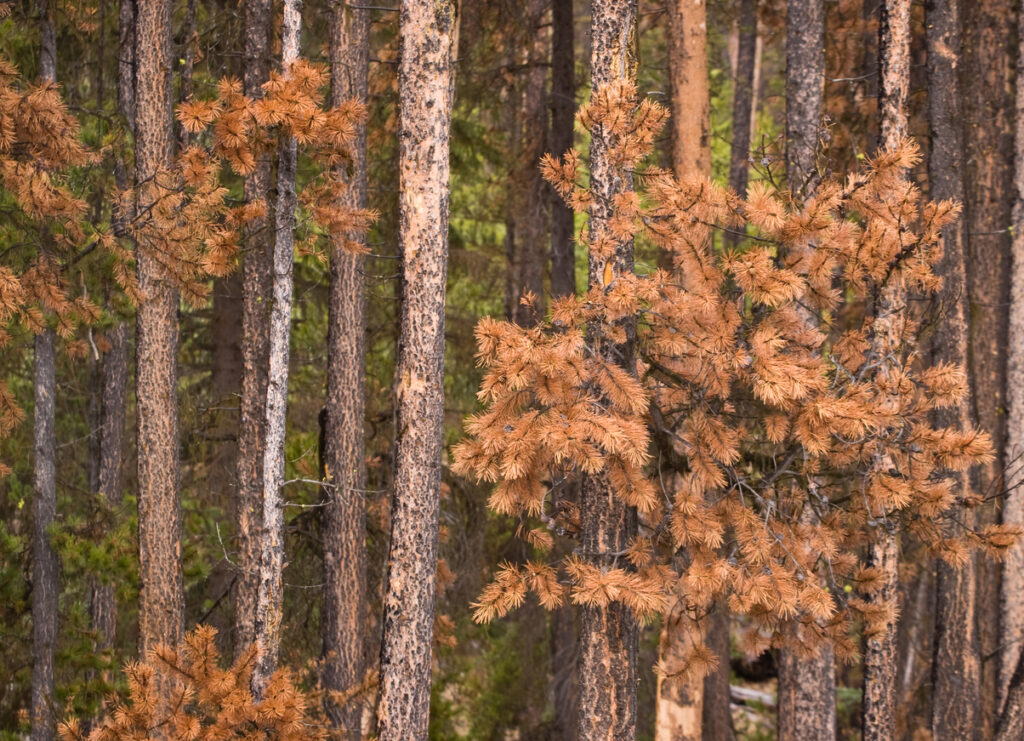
top-left (3, 0), bottom-right (1024, 738)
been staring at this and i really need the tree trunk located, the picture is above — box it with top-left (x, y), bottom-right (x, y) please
top-left (925, 1), bottom-right (980, 737)
top-left (234, 0), bottom-right (273, 658)
top-left (135, 0), bottom-right (183, 659)
top-left (776, 2), bottom-right (836, 738)
top-left (251, 0), bottom-right (301, 698)
top-left (727, 0), bottom-right (757, 202)
top-left (117, 0), bottom-right (135, 135)
top-left (960, 2), bottom-right (1014, 733)
top-left (666, 0), bottom-right (710, 177)
top-left (375, 0), bottom-right (456, 737)
top-left (1006, 0), bottom-right (1024, 723)
top-left (322, 1), bottom-right (370, 736)
top-left (505, 0), bottom-right (548, 326)
top-left (31, 6), bottom-right (59, 739)
top-left (549, 0), bottom-right (575, 300)
top-left (88, 323), bottom-right (129, 663)
top-left (577, 3), bottom-right (639, 740)
top-left (784, 0), bottom-right (824, 193)
top-left (861, 8), bottom-right (909, 738)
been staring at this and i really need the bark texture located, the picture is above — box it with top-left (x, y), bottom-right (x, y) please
top-left (861, 4), bottom-right (909, 738)
top-left (375, 0), bottom-right (456, 737)
top-left (777, 2), bottom-right (835, 736)
top-left (322, 1), bottom-right (370, 736)
top-left (89, 324), bottom-right (129, 661)
top-left (926, 1), bottom-right (980, 737)
top-left (777, 648), bottom-right (835, 741)
top-left (727, 0), bottom-right (757, 201)
top-left (666, 0), bottom-right (709, 177)
top-left (31, 6), bottom-right (58, 739)
top-left (135, 0), bottom-right (184, 658)
top-left (960, 2), bottom-right (1014, 729)
top-left (578, 2), bottom-right (639, 739)
top-left (505, 0), bottom-right (548, 326)
top-left (549, 0), bottom-right (575, 299)
top-left (252, 0), bottom-right (301, 698)
top-left (655, 598), bottom-right (701, 741)
top-left (117, 0), bottom-right (135, 134)
top-left (234, 0), bottom-right (274, 657)
top-left (784, 0), bottom-right (823, 192)
top-left (1006, 0), bottom-right (1024, 720)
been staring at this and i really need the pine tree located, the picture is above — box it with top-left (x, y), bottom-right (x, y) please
top-left (31, 4), bottom-right (59, 738)
top-left (234, 0), bottom-right (274, 659)
top-left (926, 0), bottom-right (980, 736)
top-left (252, 0), bottom-right (302, 699)
top-left (549, 0), bottom-right (576, 300)
top-left (776, 2), bottom-right (836, 739)
top-left (861, 2), bottom-right (909, 737)
top-left (322, 0), bottom-right (371, 736)
top-left (375, 0), bottom-right (457, 737)
top-left (134, 0), bottom-right (184, 658)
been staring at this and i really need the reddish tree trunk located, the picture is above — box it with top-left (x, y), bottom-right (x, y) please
top-left (375, 0), bottom-right (456, 737)
top-left (322, 1), bottom-right (371, 736)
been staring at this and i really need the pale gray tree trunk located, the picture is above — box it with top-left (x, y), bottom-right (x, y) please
top-left (252, 0), bottom-right (301, 698)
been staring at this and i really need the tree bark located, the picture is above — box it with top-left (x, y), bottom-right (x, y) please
top-left (959, 2), bottom-right (1014, 733)
top-left (31, 6), bottom-right (58, 739)
top-left (727, 0), bottom-right (757, 202)
top-left (784, 0), bottom-right (824, 193)
top-left (135, 0), bottom-right (183, 659)
top-left (251, 0), bottom-right (301, 698)
top-left (925, 1), bottom-right (980, 737)
top-left (322, 1), bottom-right (370, 736)
top-left (505, 0), bottom-right (548, 326)
top-left (776, 2), bottom-right (836, 738)
top-left (577, 2), bottom-right (639, 739)
top-left (88, 324), bottom-right (129, 663)
top-left (117, 0), bottom-right (135, 135)
top-left (666, 0), bottom-right (710, 177)
top-left (549, 0), bottom-right (575, 299)
top-left (234, 0), bottom-right (273, 658)
top-left (861, 7), bottom-right (909, 738)
top-left (375, 0), bottom-right (456, 737)
top-left (1006, 0), bottom-right (1024, 723)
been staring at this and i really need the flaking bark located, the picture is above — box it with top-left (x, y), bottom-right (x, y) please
top-left (322, 0), bottom-right (371, 735)
top-left (784, 0), bottom-right (823, 193)
top-left (234, 0), bottom-right (273, 658)
top-left (375, 0), bottom-right (456, 737)
top-left (862, 8), bottom-right (909, 738)
top-left (577, 2), bottom-right (639, 739)
top-left (252, 0), bottom-right (302, 698)
top-left (135, 0), bottom-right (184, 658)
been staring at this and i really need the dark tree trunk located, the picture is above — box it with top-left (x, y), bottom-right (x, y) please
top-left (135, 0), bottom-right (184, 657)
top-left (777, 1), bottom-right (835, 738)
top-left (960, 2), bottom-right (1013, 734)
top-left (727, 0), bottom-right (756, 203)
top-left (233, 0), bottom-right (273, 658)
top-left (375, 0), bottom-right (456, 737)
top-left (322, 1), bottom-right (371, 736)
top-left (31, 6), bottom-right (59, 739)
top-left (505, 0), bottom-right (548, 327)
top-left (784, 0), bottom-right (824, 193)
top-left (549, 0), bottom-right (575, 299)
top-left (577, 2), bottom-right (639, 739)
top-left (702, 608), bottom-right (735, 741)
top-left (926, 0), bottom-right (980, 737)
top-left (88, 324), bottom-right (129, 662)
